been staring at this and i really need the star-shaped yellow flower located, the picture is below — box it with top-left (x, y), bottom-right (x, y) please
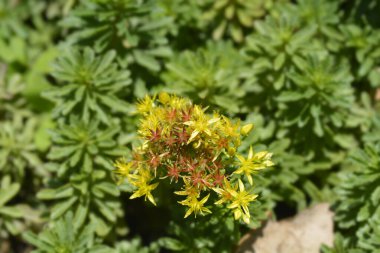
top-left (130, 180), bottom-right (159, 206)
top-left (113, 158), bottom-right (134, 184)
top-left (184, 106), bottom-right (220, 143)
top-left (228, 179), bottom-right (258, 224)
top-left (136, 95), bottom-right (155, 115)
top-left (234, 146), bottom-right (274, 184)
top-left (213, 178), bottom-right (237, 205)
top-left (178, 194), bottom-right (211, 218)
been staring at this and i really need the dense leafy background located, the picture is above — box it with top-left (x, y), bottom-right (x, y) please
top-left (0, 0), bottom-right (380, 252)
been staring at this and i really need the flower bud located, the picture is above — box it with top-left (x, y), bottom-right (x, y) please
top-left (241, 124), bottom-right (253, 136)
top-left (228, 147), bottom-right (236, 156)
top-left (159, 92), bottom-right (170, 104)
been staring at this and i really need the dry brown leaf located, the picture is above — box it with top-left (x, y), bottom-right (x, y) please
top-left (236, 203), bottom-right (334, 253)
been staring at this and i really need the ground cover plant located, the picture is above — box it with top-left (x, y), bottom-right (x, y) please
top-left (0, 0), bottom-right (380, 252)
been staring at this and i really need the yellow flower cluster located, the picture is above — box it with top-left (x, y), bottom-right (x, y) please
top-left (114, 93), bottom-right (274, 224)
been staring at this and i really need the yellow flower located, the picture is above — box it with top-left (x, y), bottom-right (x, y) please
top-left (184, 107), bottom-right (220, 143)
top-left (228, 179), bottom-right (258, 224)
top-left (178, 194), bottom-right (212, 218)
top-left (220, 116), bottom-right (240, 139)
top-left (136, 95), bottom-right (155, 114)
top-left (168, 95), bottom-right (189, 110)
top-left (234, 146), bottom-right (274, 184)
top-left (113, 159), bottom-right (134, 184)
top-left (114, 93), bottom-right (271, 223)
top-left (130, 173), bottom-right (159, 206)
top-left (213, 178), bottom-right (237, 205)
top-left (130, 181), bottom-right (158, 205)
top-left (175, 178), bottom-right (200, 198)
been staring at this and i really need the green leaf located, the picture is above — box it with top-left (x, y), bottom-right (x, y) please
top-left (37, 185), bottom-right (74, 200)
top-left (0, 206), bottom-right (23, 218)
top-left (96, 182), bottom-right (120, 197)
top-left (0, 183), bottom-right (20, 206)
top-left (274, 52), bottom-right (286, 71)
top-left (134, 51), bottom-right (160, 71)
top-left (159, 237), bottom-right (185, 251)
top-left (51, 196), bottom-right (78, 219)
top-left (277, 91), bottom-right (304, 102)
top-left (23, 232), bottom-right (53, 251)
top-left (357, 204), bottom-right (370, 222)
top-left (74, 202), bottom-right (89, 230)
top-left (97, 95), bottom-right (129, 113)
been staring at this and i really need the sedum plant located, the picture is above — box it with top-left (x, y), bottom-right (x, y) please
top-left (44, 48), bottom-right (131, 124)
top-left (38, 47), bottom-right (129, 238)
top-left (61, 0), bottom-right (173, 71)
top-left (114, 238), bottom-right (160, 253)
top-left (338, 24), bottom-right (380, 87)
top-left (201, 0), bottom-right (276, 43)
top-left (0, 117), bottom-right (43, 183)
top-left (114, 93), bottom-right (273, 224)
top-left (321, 234), bottom-right (364, 253)
top-left (0, 176), bottom-right (24, 239)
top-left (1, 0), bottom-right (380, 250)
top-left (38, 169), bottom-right (123, 237)
top-left (276, 54), bottom-right (354, 140)
top-left (162, 42), bottom-right (248, 113)
top-left (245, 10), bottom-right (317, 92)
top-left (23, 212), bottom-right (112, 253)
top-left (47, 119), bottom-right (125, 176)
top-left (39, 118), bottom-right (125, 237)
top-left (335, 143), bottom-right (380, 251)
top-left (0, 70), bottom-right (28, 119)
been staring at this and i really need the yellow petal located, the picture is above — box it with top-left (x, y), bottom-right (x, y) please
top-left (238, 179), bottom-right (245, 191)
top-left (188, 130), bottom-right (200, 143)
top-left (228, 202), bottom-right (239, 209)
top-left (184, 208), bottom-right (193, 218)
top-left (208, 117), bottom-right (220, 125)
top-left (248, 146), bottom-right (254, 160)
top-left (130, 191), bottom-right (141, 199)
top-left (243, 214), bottom-right (250, 224)
top-left (236, 154), bottom-right (245, 163)
top-left (234, 209), bottom-right (242, 220)
top-left (200, 194), bottom-right (210, 204)
top-left (147, 193), bottom-right (157, 206)
top-left (247, 174), bottom-right (253, 185)
top-left (254, 151), bottom-right (268, 160)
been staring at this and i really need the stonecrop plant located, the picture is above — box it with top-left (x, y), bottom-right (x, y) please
top-left (114, 93), bottom-right (273, 223)
top-left (2, 0), bottom-right (380, 252)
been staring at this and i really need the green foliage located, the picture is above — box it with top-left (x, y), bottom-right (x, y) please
top-left (321, 234), bottom-right (364, 253)
top-left (335, 143), bottom-right (380, 250)
top-left (23, 212), bottom-right (112, 253)
top-left (38, 169), bottom-right (123, 237)
top-left (44, 48), bottom-right (132, 123)
top-left (201, 0), bottom-right (276, 43)
top-left (0, 176), bottom-right (24, 239)
top-left (115, 238), bottom-right (160, 253)
top-left (0, 71), bottom-right (23, 117)
top-left (339, 24), bottom-right (380, 87)
top-left (162, 209), bottom-right (241, 253)
top-left (245, 9), bottom-right (316, 91)
top-left (1, 0), bottom-right (380, 251)
top-left (0, 117), bottom-right (42, 181)
top-left (38, 117), bottom-right (126, 236)
top-left (61, 0), bottom-right (173, 71)
top-left (162, 42), bottom-right (248, 113)
top-left (277, 54), bottom-right (354, 139)
top-left (47, 118), bottom-right (125, 176)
